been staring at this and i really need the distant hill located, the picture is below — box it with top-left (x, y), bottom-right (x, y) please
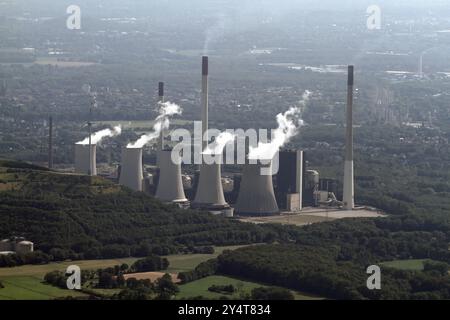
top-left (0, 160), bottom-right (281, 259)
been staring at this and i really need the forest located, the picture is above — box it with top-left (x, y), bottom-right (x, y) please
top-left (0, 161), bottom-right (289, 266)
top-left (214, 216), bottom-right (450, 300)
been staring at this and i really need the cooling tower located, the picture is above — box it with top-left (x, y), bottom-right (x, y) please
top-left (235, 161), bottom-right (279, 216)
top-left (343, 65), bottom-right (355, 210)
top-left (155, 150), bottom-right (188, 204)
top-left (119, 147), bottom-right (144, 191)
top-left (193, 160), bottom-right (229, 209)
top-left (74, 144), bottom-right (97, 176)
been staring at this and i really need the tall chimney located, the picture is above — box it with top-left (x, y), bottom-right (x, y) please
top-left (193, 56), bottom-right (230, 212)
top-left (156, 149), bottom-right (188, 204)
top-left (119, 147), bottom-right (144, 191)
top-left (158, 82), bottom-right (165, 151)
top-left (48, 116), bottom-right (53, 169)
top-left (74, 144), bottom-right (97, 176)
top-left (201, 56), bottom-right (209, 150)
top-left (343, 65), bottom-right (355, 210)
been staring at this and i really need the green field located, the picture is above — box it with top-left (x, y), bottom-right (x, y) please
top-left (0, 258), bottom-right (139, 278)
top-left (177, 275), bottom-right (323, 300)
top-left (0, 276), bottom-right (87, 300)
top-left (0, 245), bottom-right (249, 300)
top-left (380, 259), bottom-right (430, 271)
top-left (166, 245), bottom-right (248, 273)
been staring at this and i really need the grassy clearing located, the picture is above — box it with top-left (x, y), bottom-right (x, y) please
top-left (0, 276), bottom-right (87, 300)
top-left (165, 245), bottom-right (248, 273)
top-left (177, 275), bottom-right (323, 300)
top-left (380, 259), bottom-right (430, 271)
top-left (0, 258), bottom-right (139, 278)
top-left (0, 246), bottom-right (249, 300)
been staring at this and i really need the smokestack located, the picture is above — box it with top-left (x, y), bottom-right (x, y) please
top-left (119, 147), bottom-right (144, 191)
top-left (48, 116), bottom-right (53, 169)
top-left (158, 82), bottom-right (165, 151)
top-left (343, 65), bottom-right (355, 210)
top-left (74, 144), bottom-right (97, 176)
top-left (201, 56), bottom-right (208, 150)
top-left (155, 150), bottom-right (188, 204)
top-left (193, 57), bottom-right (230, 211)
top-left (235, 161), bottom-right (279, 216)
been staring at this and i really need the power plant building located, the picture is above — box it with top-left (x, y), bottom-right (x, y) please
top-left (276, 150), bottom-right (303, 211)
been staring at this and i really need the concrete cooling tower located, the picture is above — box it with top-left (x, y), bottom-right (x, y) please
top-left (74, 144), bottom-right (97, 176)
top-left (119, 147), bottom-right (144, 191)
top-left (193, 161), bottom-right (229, 210)
top-left (155, 150), bottom-right (188, 204)
top-left (234, 161), bottom-right (279, 216)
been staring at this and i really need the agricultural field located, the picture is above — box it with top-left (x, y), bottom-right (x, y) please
top-left (0, 276), bottom-right (87, 300)
top-left (0, 245), bottom-right (249, 300)
top-left (176, 275), bottom-right (323, 300)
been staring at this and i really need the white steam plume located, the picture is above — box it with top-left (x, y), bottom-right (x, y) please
top-left (203, 132), bottom-right (236, 155)
top-left (248, 90), bottom-right (312, 160)
top-left (77, 125), bottom-right (122, 145)
top-left (127, 101), bottom-right (182, 149)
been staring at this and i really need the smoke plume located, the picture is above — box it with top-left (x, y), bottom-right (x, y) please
top-left (248, 90), bottom-right (311, 160)
top-left (77, 125), bottom-right (122, 145)
top-left (203, 132), bottom-right (236, 155)
top-left (127, 102), bottom-right (182, 149)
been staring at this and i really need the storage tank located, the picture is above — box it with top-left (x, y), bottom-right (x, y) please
top-left (119, 147), bottom-right (144, 191)
top-left (74, 144), bottom-right (97, 175)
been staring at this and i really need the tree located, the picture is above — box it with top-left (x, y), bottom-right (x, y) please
top-left (251, 287), bottom-right (294, 300)
top-left (155, 274), bottom-right (179, 300)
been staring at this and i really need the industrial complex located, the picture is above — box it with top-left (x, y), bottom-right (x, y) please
top-left (70, 58), bottom-right (372, 219)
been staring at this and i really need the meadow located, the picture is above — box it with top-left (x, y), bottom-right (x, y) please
top-left (0, 245), bottom-right (247, 300)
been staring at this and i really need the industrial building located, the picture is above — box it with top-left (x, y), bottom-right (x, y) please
top-left (276, 150), bottom-right (304, 211)
top-left (0, 237), bottom-right (34, 255)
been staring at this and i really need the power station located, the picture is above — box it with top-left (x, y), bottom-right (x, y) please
top-left (70, 62), bottom-right (359, 218)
